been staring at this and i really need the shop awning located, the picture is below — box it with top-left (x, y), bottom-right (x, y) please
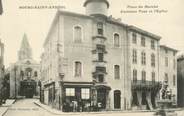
top-left (62, 81), bottom-right (94, 88)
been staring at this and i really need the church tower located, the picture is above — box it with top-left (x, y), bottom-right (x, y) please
top-left (18, 33), bottom-right (32, 61)
top-left (83, 0), bottom-right (110, 17)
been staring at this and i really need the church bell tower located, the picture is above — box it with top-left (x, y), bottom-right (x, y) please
top-left (18, 33), bottom-right (33, 61)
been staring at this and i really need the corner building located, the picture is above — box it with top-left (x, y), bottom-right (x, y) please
top-left (41, 0), bottom-right (131, 111)
top-left (41, 0), bottom-right (173, 111)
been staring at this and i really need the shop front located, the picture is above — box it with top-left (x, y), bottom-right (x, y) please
top-left (61, 82), bottom-right (111, 112)
top-left (95, 85), bottom-right (111, 111)
top-left (62, 82), bottom-right (93, 112)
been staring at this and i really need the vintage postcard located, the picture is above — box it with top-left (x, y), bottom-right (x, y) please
top-left (0, 0), bottom-right (184, 116)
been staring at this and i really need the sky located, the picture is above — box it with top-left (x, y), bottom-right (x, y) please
top-left (0, 0), bottom-right (184, 67)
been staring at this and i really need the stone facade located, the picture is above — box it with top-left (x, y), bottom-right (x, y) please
top-left (128, 27), bottom-right (161, 110)
top-left (7, 34), bottom-right (40, 98)
top-left (41, 0), bottom-right (178, 112)
top-left (159, 45), bottom-right (178, 106)
top-left (41, 0), bottom-right (131, 110)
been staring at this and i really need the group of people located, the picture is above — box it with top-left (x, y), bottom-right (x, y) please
top-left (62, 99), bottom-right (91, 112)
top-left (62, 98), bottom-right (102, 112)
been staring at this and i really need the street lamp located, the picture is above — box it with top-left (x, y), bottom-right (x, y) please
top-left (14, 65), bottom-right (18, 99)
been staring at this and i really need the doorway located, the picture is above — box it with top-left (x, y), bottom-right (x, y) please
top-left (25, 86), bottom-right (34, 98)
top-left (114, 90), bottom-right (121, 109)
top-left (132, 91), bottom-right (139, 106)
top-left (20, 80), bottom-right (36, 98)
top-left (151, 92), bottom-right (156, 108)
top-left (97, 89), bottom-right (106, 109)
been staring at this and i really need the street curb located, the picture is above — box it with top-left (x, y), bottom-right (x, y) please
top-left (1, 99), bottom-right (16, 107)
top-left (34, 101), bottom-right (158, 115)
top-left (34, 101), bottom-right (184, 115)
top-left (1, 99), bottom-right (16, 116)
top-left (34, 102), bottom-right (63, 115)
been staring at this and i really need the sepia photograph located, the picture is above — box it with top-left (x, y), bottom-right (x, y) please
top-left (0, 0), bottom-right (184, 115)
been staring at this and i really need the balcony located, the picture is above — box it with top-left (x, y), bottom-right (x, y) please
top-left (92, 44), bottom-right (107, 54)
top-left (92, 67), bottom-right (107, 75)
top-left (131, 80), bottom-right (162, 91)
top-left (92, 35), bottom-right (107, 41)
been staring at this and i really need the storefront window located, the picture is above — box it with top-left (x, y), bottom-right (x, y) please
top-left (66, 88), bottom-right (75, 96)
top-left (81, 88), bottom-right (90, 99)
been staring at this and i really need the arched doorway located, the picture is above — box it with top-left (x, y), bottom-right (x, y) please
top-left (114, 90), bottom-right (121, 109)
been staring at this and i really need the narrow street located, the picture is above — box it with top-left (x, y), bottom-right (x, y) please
top-left (3, 99), bottom-right (184, 116)
top-left (3, 99), bottom-right (52, 116)
top-left (2, 99), bottom-right (155, 116)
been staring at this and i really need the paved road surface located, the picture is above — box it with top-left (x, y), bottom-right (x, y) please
top-left (4, 99), bottom-right (52, 116)
top-left (3, 99), bottom-right (184, 116)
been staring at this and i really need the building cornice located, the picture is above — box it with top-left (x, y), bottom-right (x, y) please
top-left (43, 10), bottom-right (164, 47)
top-left (43, 10), bottom-right (94, 47)
top-left (128, 25), bottom-right (161, 41)
top-left (160, 45), bottom-right (178, 52)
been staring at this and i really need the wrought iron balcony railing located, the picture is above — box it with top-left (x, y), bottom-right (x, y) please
top-left (131, 80), bottom-right (162, 91)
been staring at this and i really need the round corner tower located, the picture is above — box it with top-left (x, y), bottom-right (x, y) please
top-left (83, 0), bottom-right (110, 16)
